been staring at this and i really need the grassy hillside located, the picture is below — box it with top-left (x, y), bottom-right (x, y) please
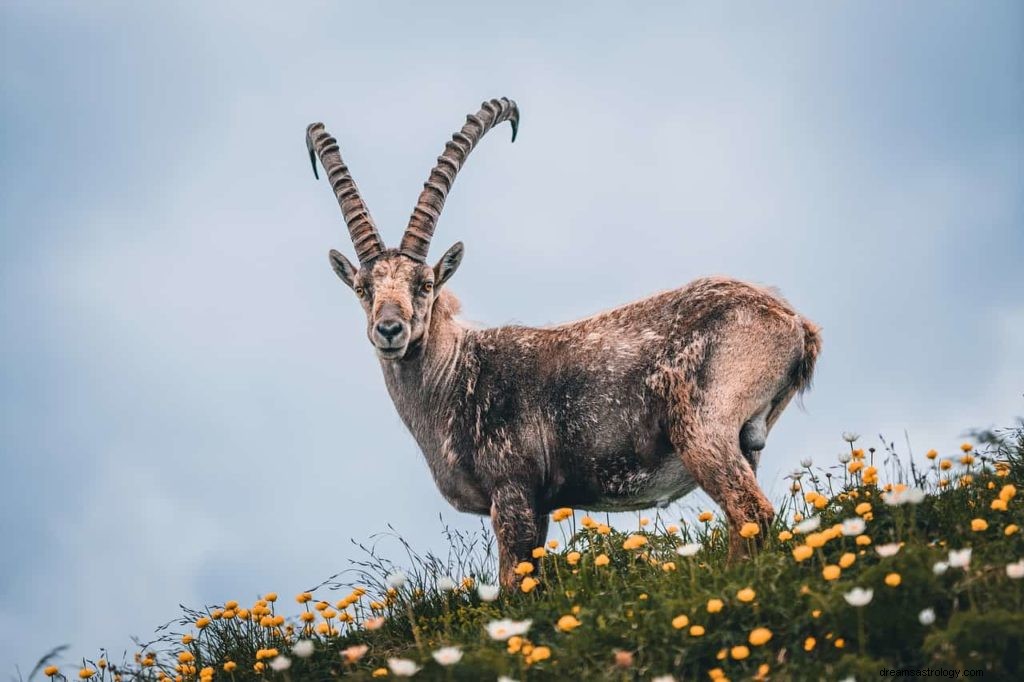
top-left (34, 424), bottom-right (1024, 681)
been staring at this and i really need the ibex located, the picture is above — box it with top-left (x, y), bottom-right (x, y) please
top-left (306, 98), bottom-right (821, 589)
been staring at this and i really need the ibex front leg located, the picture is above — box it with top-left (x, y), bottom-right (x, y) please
top-left (490, 484), bottom-right (543, 590)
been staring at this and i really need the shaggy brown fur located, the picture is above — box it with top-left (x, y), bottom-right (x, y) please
top-left (306, 99), bottom-right (821, 589)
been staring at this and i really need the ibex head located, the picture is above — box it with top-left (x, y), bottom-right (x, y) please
top-left (306, 98), bottom-right (518, 360)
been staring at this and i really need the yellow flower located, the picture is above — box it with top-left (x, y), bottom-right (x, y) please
top-left (730, 645), bottom-right (750, 660)
top-left (971, 518), bottom-right (989, 532)
top-left (639, 516), bottom-right (651, 527)
top-left (532, 547), bottom-right (547, 559)
top-left (514, 561), bottom-right (535, 575)
top-left (706, 598), bottom-right (724, 613)
top-left (992, 499), bottom-right (1008, 511)
top-left (792, 545), bottom-right (813, 562)
top-left (372, 668), bottom-right (388, 678)
top-left (44, 667), bottom-right (59, 678)
top-left (552, 507), bottom-right (573, 522)
top-left (181, 634), bottom-right (194, 645)
top-left (666, 524), bottom-right (679, 534)
top-left (661, 561), bottom-right (677, 572)
top-left (689, 625), bottom-right (705, 637)
top-left (520, 576), bottom-right (539, 593)
top-left (296, 592), bottom-right (312, 604)
top-left (79, 670), bottom-right (95, 680)
top-left (803, 636), bottom-right (816, 651)
top-left (196, 616), bottom-right (211, 629)
top-left (960, 442), bottom-right (973, 452)
top-left (547, 539), bottom-right (559, 549)
top-left (671, 614), bottom-right (690, 629)
top-left (223, 662), bottom-right (237, 673)
top-left (822, 565), bottom-right (841, 581)
top-left (1000, 484), bottom-right (1017, 502)
top-left (736, 587), bottom-right (756, 603)
top-left (178, 652), bottom-right (195, 664)
top-left (597, 524), bottom-right (611, 535)
top-left (806, 532), bottom-right (827, 549)
top-left (749, 627), bottom-right (772, 646)
top-left (224, 600), bottom-right (239, 610)
top-left (839, 552), bottom-right (856, 568)
top-left (566, 551), bottom-right (582, 566)
top-left (595, 553), bottom-right (610, 567)
top-left (698, 511), bottom-right (714, 522)
top-left (863, 466), bottom-right (878, 485)
top-left (852, 448), bottom-right (865, 459)
top-left (811, 609), bottom-right (821, 618)
top-left (925, 449), bottom-right (938, 460)
top-left (848, 461), bottom-right (864, 473)
top-left (939, 459), bottom-right (952, 471)
top-left (856, 534), bottom-right (872, 546)
top-left (834, 638), bottom-right (845, 649)
top-left (264, 592), bottom-right (277, 602)
top-left (885, 572), bottom-right (902, 587)
top-left (778, 530), bottom-right (793, 542)
top-left (622, 534), bottom-right (648, 550)
top-left (1006, 524), bottom-right (1020, 536)
top-left (739, 522), bottom-right (760, 538)
top-left (556, 614), bottom-right (581, 632)
top-left (526, 646), bottom-right (551, 663)
top-left (580, 515), bottom-right (598, 529)
top-left (855, 502), bottom-right (872, 516)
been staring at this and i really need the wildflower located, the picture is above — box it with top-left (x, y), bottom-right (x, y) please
top-left (387, 658), bottom-right (421, 677)
top-left (364, 616), bottom-right (385, 630)
top-left (44, 667), bottom-right (59, 678)
top-left (876, 543), bottom-right (901, 558)
top-left (520, 576), bottom-right (539, 593)
top-left (730, 645), bottom-right (750, 660)
top-left (652, 677), bottom-right (676, 682)
top-left (1007, 560), bottom-right (1024, 579)
top-left (933, 561), bottom-right (949, 575)
top-left (295, 592), bottom-right (312, 604)
top-left (822, 565), bottom-right (841, 581)
top-left (341, 644), bottom-right (368, 663)
top-left (840, 518), bottom-right (866, 536)
top-left (597, 523), bottom-right (611, 535)
top-left (843, 432), bottom-right (860, 443)
top-left (838, 452), bottom-right (851, 464)
top-left (671, 614), bottom-right (690, 629)
top-left (595, 553), bottom-right (610, 566)
top-left (778, 530), bottom-right (793, 541)
top-left (806, 532), bottom-right (827, 548)
top-left (79, 670), bottom-right (95, 680)
top-left (432, 647), bottom-right (463, 666)
top-left (195, 615), bottom-right (211, 629)
top-left (698, 511), bottom-right (714, 522)
top-left (739, 522), bottom-right (760, 538)
top-left (526, 646), bottom-right (551, 664)
top-left (926, 449), bottom-right (938, 459)
top-left (477, 583), bottom-right (500, 602)
top-left (182, 634), bottom-right (194, 644)
top-left (531, 547), bottom-right (547, 559)
top-left (386, 572), bottom-right (407, 589)
top-left (566, 551), bottom-right (582, 566)
top-left (1006, 524), bottom-right (1020, 536)
top-left (843, 587), bottom-right (874, 606)
top-left (292, 640), bottom-right (314, 658)
top-left (514, 561), bottom-right (534, 575)
top-left (737, 587), bottom-right (756, 602)
top-left (792, 545), bottom-right (813, 562)
top-left (269, 656), bottom-right (291, 672)
top-left (557, 614), bottom-right (582, 632)
top-left (991, 498), bottom-right (1008, 511)
top-left (971, 518), bottom-right (988, 532)
top-left (885, 572), bottom-right (902, 587)
top-left (961, 442), bottom-right (973, 453)
top-left (581, 515), bottom-right (598, 528)
top-left (178, 652), bottom-right (195, 663)
top-left (706, 598), bottom-right (724, 613)
top-left (433, 575), bottom-right (456, 591)
top-left (948, 548), bottom-right (972, 568)
top-left (689, 625), bottom-right (706, 636)
top-left (486, 618), bottom-right (532, 641)
top-left (803, 636), bottom-right (816, 651)
top-left (848, 461), bottom-right (864, 474)
top-left (547, 539), bottom-right (559, 549)
top-left (677, 543), bottom-right (701, 557)
top-left (794, 516), bottom-right (821, 534)
top-left (372, 669), bottom-right (388, 678)
top-left (939, 459), bottom-right (952, 470)
top-left (666, 524), bottom-right (679, 533)
top-left (748, 627), bottom-right (772, 646)
top-left (1000, 484), bottom-right (1017, 501)
top-left (223, 662), bottom-right (237, 672)
top-left (552, 507), bottom-right (573, 522)
top-left (662, 561), bottom-right (677, 572)
top-left (834, 638), bottom-right (846, 648)
top-left (623, 534), bottom-right (648, 550)
top-left (856, 534), bottom-right (872, 546)
top-left (882, 487), bottom-right (925, 505)
top-left (919, 608), bottom-right (936, 625)
top-left (863, 466), bottom-right (879, 485)
top-left (839, 552), bottom-right (856, 568)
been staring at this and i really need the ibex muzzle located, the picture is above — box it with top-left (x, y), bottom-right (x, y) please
top-left (306, 98), bottom-right (821, 589)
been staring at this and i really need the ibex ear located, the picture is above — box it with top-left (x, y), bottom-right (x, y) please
top-left (328, 249), bottom-right (358, 289)
top-left (433, 241), bottom-right (464, 289)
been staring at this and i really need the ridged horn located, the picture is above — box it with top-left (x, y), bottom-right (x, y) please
top-left (306, 122), bottom-right (386, 264)
top-left (399, 98), bottom-right (519, 262)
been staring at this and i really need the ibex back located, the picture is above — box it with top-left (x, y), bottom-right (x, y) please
top-left (306, 98), bottom-right (821, 589)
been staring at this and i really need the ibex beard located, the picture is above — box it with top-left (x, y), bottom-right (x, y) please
top-left (307, 98), bottom-right (822, 590)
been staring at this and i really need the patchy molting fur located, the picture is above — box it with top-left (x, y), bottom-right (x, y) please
top-left (373, 271), bottom-right (821, 587)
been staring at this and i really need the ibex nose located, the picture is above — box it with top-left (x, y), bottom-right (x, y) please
top-left (375, 319), bottom-right (404, 342)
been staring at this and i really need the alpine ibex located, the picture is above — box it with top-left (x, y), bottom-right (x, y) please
top-left (306, 98), bottom-right (821, 589)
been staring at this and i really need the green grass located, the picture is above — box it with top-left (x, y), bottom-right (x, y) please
top-left (34, 423), bottom-right (1024, 681)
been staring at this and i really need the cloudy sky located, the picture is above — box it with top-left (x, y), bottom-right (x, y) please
top-left (1, 0), bottom-right (1022, 673)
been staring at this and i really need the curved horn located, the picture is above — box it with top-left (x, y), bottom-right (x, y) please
top-left (306, 122), bottom-right (386, 264)
top-left (399, 98), bottom-right (519, 262)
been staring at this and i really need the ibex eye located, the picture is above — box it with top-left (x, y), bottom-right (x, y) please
top-left (354, 286), bottom-right (365, 298)
top-left (421, 282), bottom-right (434, 293)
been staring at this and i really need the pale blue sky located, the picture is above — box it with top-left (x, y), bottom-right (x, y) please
top-left (1, 0), bottom-right (1022, 673)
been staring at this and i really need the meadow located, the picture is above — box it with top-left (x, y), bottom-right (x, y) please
top-left (32, 424), bottom-right (1024, 681)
